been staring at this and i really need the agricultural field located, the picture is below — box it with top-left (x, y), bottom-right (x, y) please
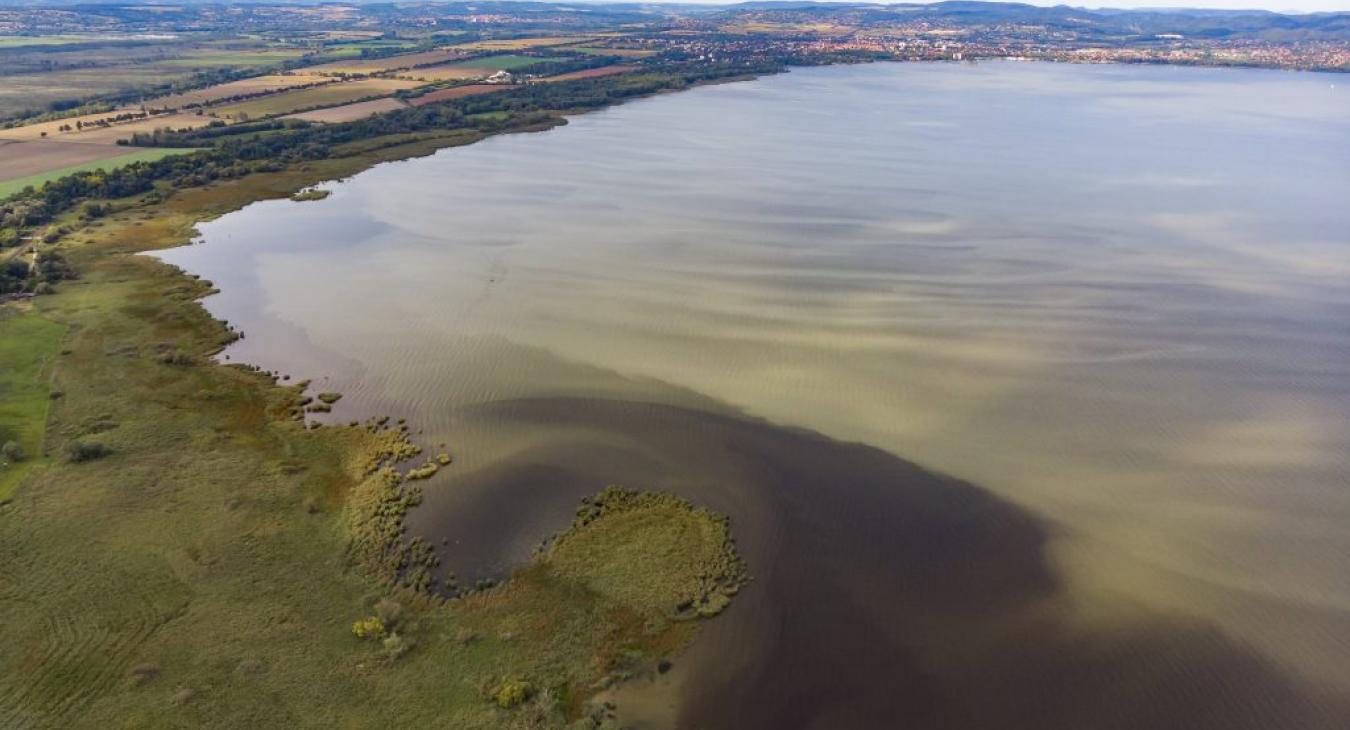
top-left (284, 97), bottom-right (407, 123)
top-left (443, 54), bottom-right (567, 71)
top-left (155, 48), bottom-right (308, 68)
top-left (0, 148), bottom-right (195, 200)
top-left (0, 67), bottom-right (190, 122)
top-left (210, 77), bottom-right (422, 120)
top-left (452, 36), bottom-right (597, 52)
top-left (0, 34), bottom-right (116, 48)
top-left (573, 46), bottom-right (657, 58)
top-left (318, 39), bottom-right (418, 59)
top-left (0, 139), bottom-right (136, 182)
top-left (540, 65), bottom-right (638, 82)
top-left (38, 114), bottom-right (211, 145)
top-left (304, 49), bottom-right (465, 76)
top-left (1, 108), bottom-right (174, 141)
top-left (406, 84), bottom-right (509, 107)
top-left (147, 73), bottom-right (335, 110)
top-left (394, 65), bottom-right (497, 83)
top-left (0, 37), bottom-right (314, 122)
top-left (1, 111), bottom-right (215, 144)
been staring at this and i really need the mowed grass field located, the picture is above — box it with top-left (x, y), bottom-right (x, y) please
top-left (0, 148), bottom-right (196, 200)
top-left (210, 78), bottom-right (422, 120)
top-left (0, 310), bottom-right (65, 500)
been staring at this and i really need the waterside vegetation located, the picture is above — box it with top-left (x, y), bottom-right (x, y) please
top-left (0, 65), bottom-right (755, 728)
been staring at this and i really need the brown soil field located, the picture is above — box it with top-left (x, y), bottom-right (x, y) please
top-left (304, 49), bottom-right (466, 76)
top-left (0, 139), bottom-right (131, 182)
top-left (210, 78), bottom-right (424, 120)
top-left (283, 97), bottom-right (408, 123)
top-left (541, 65), bottom-right (639, 82)
top-left (149, 73), bottom-right (335, 110)
top-left (453, 36), bottom-right (596, 51)
top-left (406, 84), bottom-right (509, 107)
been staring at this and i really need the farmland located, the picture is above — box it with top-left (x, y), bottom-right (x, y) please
top-left (285, 97), bottom-right (407, 123)
top-left (0, 148), bottom-right (195, 199)
top-left (0, 37), bottom-right (318, 121)
top-left (407, 84), bottom-right (509, 107)
top-left (541, 65), bottom-right (638, 82)
top-left (573, 46), bottom-right (657, 58)
top-left (148, 73), bottom-right (336, 110)
top-left (452, 36), bottom-right (596, 52)
top-left (443, 54), bottom-right (566, 71)
top-left (304, 49), bottom-right (466, 76)
top-left (0, 140), bottom-right (137, 182)
top-left (210, 77), bottom-right (422, 120)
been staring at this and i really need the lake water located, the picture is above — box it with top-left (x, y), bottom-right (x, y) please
top-left (158, 61), bottom-right (1350, 728)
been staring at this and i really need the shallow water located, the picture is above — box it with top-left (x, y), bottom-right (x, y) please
top-left (158, 61), bottom-right (1350, 727)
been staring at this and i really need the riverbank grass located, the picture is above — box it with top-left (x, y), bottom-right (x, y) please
top-left (0, 310), bottom-right (65, 500)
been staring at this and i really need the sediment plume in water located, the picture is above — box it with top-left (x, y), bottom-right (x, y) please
top-left (409, 396), bottom-right (1349, 730)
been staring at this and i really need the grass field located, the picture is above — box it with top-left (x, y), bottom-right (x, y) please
top-left (0, 125), bottom-right (744, 727)
top-left (210, 78), bottom-right (422, 120)
top-left (0, 310), bottom-right (65, 500)
top-left (0, 149), bottom-right (196, 200)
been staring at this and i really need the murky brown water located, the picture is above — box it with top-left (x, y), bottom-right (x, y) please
top-left (158, 61), bottom-right (1350, 727)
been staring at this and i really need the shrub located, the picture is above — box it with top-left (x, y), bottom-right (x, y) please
top-left (382, 632), bottom-right (409, 661)
top-left (1, 441), bottom-right (25, 463)
top-left (492, 677), bottom-right (534, 709)
top-left (64, 440), bottom-right (111, 463)
top-left (316, 392), bottom-right (342, 404)
top-left (351, 616), bottom-right (386, 640)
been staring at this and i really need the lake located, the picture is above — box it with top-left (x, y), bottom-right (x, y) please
top-left (158, 61), bottom-right (1350, 728)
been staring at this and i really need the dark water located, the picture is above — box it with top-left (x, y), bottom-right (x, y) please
top-left (157, 62), bottom-right (1350, 727)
